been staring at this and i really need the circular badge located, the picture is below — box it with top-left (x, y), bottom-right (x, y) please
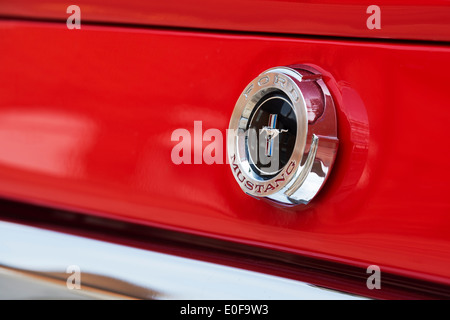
top-left (227, 65), bottom-right (338, 205)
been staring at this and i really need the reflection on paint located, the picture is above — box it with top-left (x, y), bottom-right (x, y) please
top-left (0, 109), bottom-right (96, 177)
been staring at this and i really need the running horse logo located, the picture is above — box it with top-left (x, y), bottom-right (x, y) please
top-left (261, 114), bottom-right (288, 157)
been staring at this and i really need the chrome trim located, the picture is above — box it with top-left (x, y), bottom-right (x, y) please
top-left (285, 134), bottom-right (319, 198)
top-left (0, 221), bottom-right (364, 300)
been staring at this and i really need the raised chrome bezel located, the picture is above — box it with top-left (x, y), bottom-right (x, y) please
top-left (228, 65), bottom-right (338, 206)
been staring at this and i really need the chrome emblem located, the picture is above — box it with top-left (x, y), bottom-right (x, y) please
top-left (262, 114), bottom-right (288, 157)
top-left (227, 65), bottom-right (338, 206)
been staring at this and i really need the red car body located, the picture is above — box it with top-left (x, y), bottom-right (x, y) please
top-left (0, 0), bottom-right (449, 299)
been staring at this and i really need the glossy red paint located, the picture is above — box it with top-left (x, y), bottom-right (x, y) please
top-left (1, 0), bottom-right (450, 42)
top-left (0, 21), bottom-right (450, 286)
